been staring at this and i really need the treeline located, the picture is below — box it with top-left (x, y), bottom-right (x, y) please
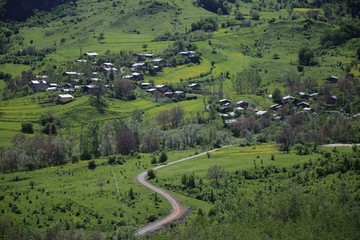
top-left (0, 107), bottom-right (234, 173)
top-left (0, 0), bottom-right (77, 21)
top-left (196, 0), bottom-right (233, 15)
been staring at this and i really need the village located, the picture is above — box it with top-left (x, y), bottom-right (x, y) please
top-left (28, 50), bottom-right (353, 124)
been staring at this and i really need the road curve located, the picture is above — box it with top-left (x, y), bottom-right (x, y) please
top-left (134, 147), bottom-right (225, 235)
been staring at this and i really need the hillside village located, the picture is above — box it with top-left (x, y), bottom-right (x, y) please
top-left (1, 0), bottom-right (360, 239)
top-left (28, 49), bottom-right (358, 126)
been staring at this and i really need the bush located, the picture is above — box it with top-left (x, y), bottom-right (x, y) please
top-left (21, 122), bottom-right (33, 134)
top-left (147, 169), bottom-right (156, 180)
top-left (88, 160), bottom-right (96, 170)
top-left (158, 152), bottom-right (168, 163)
top-left (298, 47), bottom-right (316, 66)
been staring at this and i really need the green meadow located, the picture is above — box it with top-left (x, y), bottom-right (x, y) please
top-left (0, 148), bottom-right (200, 235)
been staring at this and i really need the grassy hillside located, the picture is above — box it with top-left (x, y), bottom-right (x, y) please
top-left (0, 148), bottom-right (200, 237)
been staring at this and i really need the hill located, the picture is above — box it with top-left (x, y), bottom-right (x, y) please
top-left (0, 0), bottom-right (360, 238)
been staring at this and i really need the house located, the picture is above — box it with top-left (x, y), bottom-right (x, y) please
top-left (325, 76), bottom-right (338, 84)
top-left (75, 59), bottom-right (87, 63)
top-left (298, 92), bottom-right (310, 99)
top-left (30, 80), bottom-right (47, 92)
top-left (174, 91), bottom-right (185, 98)
top-left (46, 87), bottom-right (58, 91)
top-left (155, 84), bottom-right (171, 93)
top-left (283, 95), bottom-right (295, 103)
top-left (179, 51), bottom-right (196, 57)
top-left (49, 83), bottom-right (59, 88)
top-left (145, 53), bottom-right (154, 58)
top-left (131, 72), bottom-right (144, 81)
top-left (63, 83), bottom-right (73, 89)
top-left (219, 99), bottom-right (231, 106)
top-left (102, 67), bottom-right (118, 75)
top-left (256, 110), bottom-right (267, 116)
top-left (63, 71), bottom-right (82, 77)
top-left (327, 95), bottom-right (337, 105)
top-left (152, 59), bottom-right (165, 66)
top-left (236, 101), bottom-right (249, 108)
top-left (83, 85), bottom-right (98, 94)
top-left (103, 62), bottom-right (114, 68)
top-left (131, 62), bottom-right (146, 71)
top-left (84, 52), bottom-right (99, 57)
top-left (297, 101), bottom-right (310, 108)
top-left (134, 53), bottom-right (146, 62)
top-left (164, 91), bottom-right (174, 98)
top-left (140, 82), bottom-right (152, 89)
top-left (310, 92), bottom-right (319, 97)
top-left (46, 83), bottom-right (59, 92)
top-left (188, 83), bottom-right (202, 91)
top-left (56, 94), bottom-right (74, 104)
top-left (270, 104), bottom-right (281, 110)
top-left (146, 88), bottom-right (158, 94)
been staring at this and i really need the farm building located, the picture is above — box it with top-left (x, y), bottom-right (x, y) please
top-left (30, 80), bottom-right (47, 92)
top-left (56, 94), bottom-right (74, 104)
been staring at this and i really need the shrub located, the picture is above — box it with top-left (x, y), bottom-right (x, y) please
top-left (21, 122), bottom-right (34, 134)
top-left (158, 152), bottom-right (168, 163)
top-left (147, 169), bottom-right (156, 180)
top-left (88, 160), bottom-right (96, 170)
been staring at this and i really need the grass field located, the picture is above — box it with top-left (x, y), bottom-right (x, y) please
top-left (0, 148), bottom-right (200, 235)
top-left (0, 91), bottom-right (206, 146)
top-left (155, 144), bottom-right (314, 179)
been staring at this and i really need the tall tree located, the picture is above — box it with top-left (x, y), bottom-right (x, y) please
top-left (208, 165), bottom-right (225, 186)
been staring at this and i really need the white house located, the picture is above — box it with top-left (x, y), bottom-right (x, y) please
top-left (56, 94), bottom-right (75, 104)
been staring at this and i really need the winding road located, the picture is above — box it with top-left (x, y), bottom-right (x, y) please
top-left (134, 148), bottom-right (223, 235)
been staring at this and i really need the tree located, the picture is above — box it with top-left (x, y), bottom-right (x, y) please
top-left (29, 180), bottom-right (35, 189)
top-left (272, 88), bottom-right (282, 104)
top-left (232, 68), bottom-right (262, 94)
top-left (88, 160), bottom-right (96, 170)
top-left (251, 10), bottom-right (260, 20)
top-left (171, 106), bottom-right (184, 128)
top-left (21, 122), bottom-right (33, 134)
top-left (147, 169), bottom-right (156, 180)
top-left (235, 11), bottom-right (244, 20)
top-left (97, 32), bottom-right (105, 42)
top-left (158, 152), bottom-right (168, 163)
top-left (128, 187), bottom-right (135, 200)
top-left (277, 123), bottom-right (295, 153)
top-left (114, 79), bottom-right (134, 100)
top-left (298, 47), bottom-right (316, 66)
top-left (208, 165), bottom-right (225, 185)
top-left (142, 43), bottom-right (148, 51)
top-left (115, 129), bottom-right (138, 155)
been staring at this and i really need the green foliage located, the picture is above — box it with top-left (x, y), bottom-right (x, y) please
top-left (298, 47), bottom-right (316, 66)
top-left (250, 10), bottom-right (260, 20)
top-left (147, 169), bottom-right (156, 180)
top-left (197, 0), bottom-right (231, 15)
top-left (158, 152), bottom-right (168, 163)
top-left (87, 160), bottom-right (96, 170)
top-left (272, 88), bottom-right (282, 104)
top-left (191, 17), bottom-right (218, 32)
top-left (21, 122), bottom-right (33, 134)
top-left (232, 68), bottom-right (262, 94)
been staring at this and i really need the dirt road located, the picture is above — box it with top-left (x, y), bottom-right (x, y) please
top-left (134, 148), bottom-right (224, 235)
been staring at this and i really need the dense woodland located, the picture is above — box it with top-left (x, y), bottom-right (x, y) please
top-left (0, 0), bottom-right (360, 239)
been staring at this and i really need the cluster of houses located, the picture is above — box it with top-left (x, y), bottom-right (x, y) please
top-left (28, 51), bottom-right (202, 104)
top-left (217, 75), bottom-right (343, 124)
